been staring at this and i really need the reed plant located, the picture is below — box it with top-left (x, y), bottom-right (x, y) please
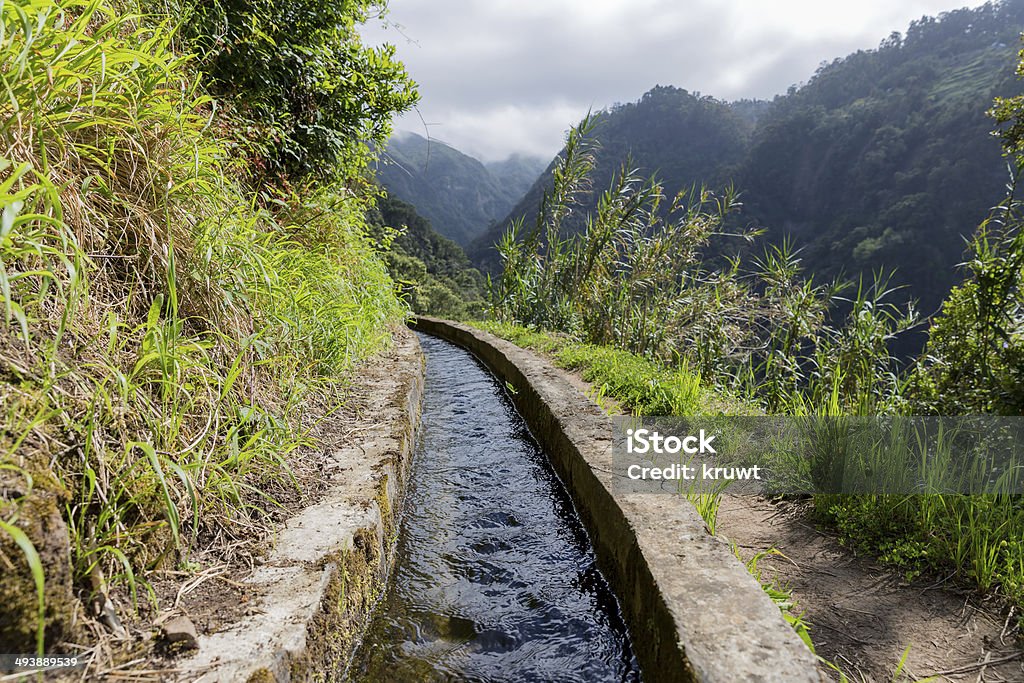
top-left (492, 119), bottom-right (916, 416)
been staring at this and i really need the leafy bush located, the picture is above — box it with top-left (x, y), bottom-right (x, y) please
top-left (145, 0), bottom-right (418, 183)
top-left (909, 198), bottom-right (1024, 414)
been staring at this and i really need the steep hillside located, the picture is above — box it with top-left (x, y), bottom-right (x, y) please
top-left (468, 86), bottom-right (751, 269)
top-left (739, 2), bottom-right (1024, 315)
top-left (368, 196), bottom-right (486, 318)
top-left (376, 132), bottom-right (545, 245)
top-left (472, 0), bottom-right (1024, 315)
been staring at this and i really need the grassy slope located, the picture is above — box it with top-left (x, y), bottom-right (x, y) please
top-left (0, 0), bottom-right (404, 658)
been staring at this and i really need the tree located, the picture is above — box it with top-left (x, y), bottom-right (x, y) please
top-left (150, 0), bottom-right (418, 184)
top-left (908, 40), bottom-right (1024, 414)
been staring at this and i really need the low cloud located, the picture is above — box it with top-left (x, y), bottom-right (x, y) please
top-left (363, 0), bottom-right (981, 161)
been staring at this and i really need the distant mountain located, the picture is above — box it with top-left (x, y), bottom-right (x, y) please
top-left (470, 0), bottom-right (1024, 318)
top-left (375, 132), bottom-right (546, 246)
top-left (485, 154), bottom-right (550, 195)
top-left (467, 85), bottom-right (754, 269)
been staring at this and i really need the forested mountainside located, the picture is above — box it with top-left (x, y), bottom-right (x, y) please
top-left (368, 196), bottom-right (486, 318)
top-left (376, 132), bottom-right (546, 246)
top-left (468, 87), bottom-right (754, 268)
top-left (470, 0), bottom-right (1024, 316)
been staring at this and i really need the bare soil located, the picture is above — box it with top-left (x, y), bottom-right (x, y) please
top-left (717, 495), bottom-right (1024, 682)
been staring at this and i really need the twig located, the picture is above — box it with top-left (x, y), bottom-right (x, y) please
top-left (999, 607), bottom-right (1016, 646)
top-left (926, 652), bottom-right (1023, 677)
top-left (976, 651), bottom-right (992, 683)
top-left (814, 621), bottom-right (875, 646)
top-left (831, 602), bottom-right (881, 619)
top-left (919, 570), bottom-right (957, 593)
top-left (214, 573), bottom-right (248, 589)
top-left (173, 564), bottom-right (230, 608)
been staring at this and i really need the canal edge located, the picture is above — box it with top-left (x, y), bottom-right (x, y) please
top-left (175, 328), bottom-right (426, 682)
top-left (410, 317), bottom-right (825, 683)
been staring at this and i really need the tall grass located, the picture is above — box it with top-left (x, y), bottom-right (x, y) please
top-left (491, 119), bottom-right (916, 415)
top-left (486, 113), bottom-right (1024, 622)
top-left (0, 0), bottom-right (404, 654)
top-left (807, 422), bottom-right (1024, 600)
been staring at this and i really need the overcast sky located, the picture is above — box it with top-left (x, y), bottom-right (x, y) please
top-left (361, 0), bottom-right (986, 162)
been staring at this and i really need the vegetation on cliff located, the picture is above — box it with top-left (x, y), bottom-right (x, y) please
top-left (0, 0), bottom-right (415, 666)
top-left (368, 196), bottom-right (486, 319)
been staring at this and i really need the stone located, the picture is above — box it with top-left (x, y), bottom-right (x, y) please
top-left (162, 616), bottom-right (199, 651)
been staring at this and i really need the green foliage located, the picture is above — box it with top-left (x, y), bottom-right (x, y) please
top-left (820, 492), bottom-right (1024, 605)
top-left (470, 86), bottom-right (751, 269)
top-left (0, 519), bottom-right (45, 655)
top-left (147, 0), bottom-right (418, 183)
top-left (808, 35), bottom-right (1024, 616)
top-left (909, 188), bottom-right (1024, 414)
top-left (739, 3), bottom-right (1024, 320)
top-left (368, 196), bottom-right (486, 319)
top-left (492, 118), bottom-right (916, 415)
top-left (473, 321), bottom-right (738, 417)
top-left (0, 0), bottom-right (406, 654)
top-left (912, 32), bottom-right (1024, 415)
top-left (737, 546), bottom-right (814, 653)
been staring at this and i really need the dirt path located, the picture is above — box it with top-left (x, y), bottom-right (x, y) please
top-left (717, 496), bottom-right (1024, 682)
top-left (498, 334), bottom-right (1024, 682)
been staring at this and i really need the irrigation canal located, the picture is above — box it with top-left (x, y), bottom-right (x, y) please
top-left (351, 333), bottom-right (642, 682)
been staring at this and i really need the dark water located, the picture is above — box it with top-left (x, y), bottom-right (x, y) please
top-left (351, 334), bottom-right (641, 682)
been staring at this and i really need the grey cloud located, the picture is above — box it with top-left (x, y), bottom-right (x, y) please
top-left (363, 0), bottom-right (984, 160)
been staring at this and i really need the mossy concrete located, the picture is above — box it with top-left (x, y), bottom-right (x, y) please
top-left (411, 317), bottom-right (824, 683)
top-left (178, 330), bottom-right (424, 682)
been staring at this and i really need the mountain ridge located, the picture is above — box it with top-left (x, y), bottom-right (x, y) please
top-left (375, 132), bottom-right (546, 246)
top-left (467, 0), bottom-right (1024, 317)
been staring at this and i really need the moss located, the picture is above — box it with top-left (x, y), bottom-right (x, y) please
top-left (245, 668), bottom-right (276, 683)
top-left (375, 474), bottom-right (394, 543)
top-left (301, 445), bottom-right (414, 679)
top-left (0, 460), bottom-right (76, 652)
top-left (301, 530), bottom-right (382, 681)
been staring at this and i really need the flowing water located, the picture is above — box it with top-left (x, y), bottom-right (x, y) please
top-left (351, 333), bottom-right (642, 682)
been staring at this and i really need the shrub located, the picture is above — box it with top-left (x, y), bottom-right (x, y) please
top-left (146, 0), bottom-right (418, 184)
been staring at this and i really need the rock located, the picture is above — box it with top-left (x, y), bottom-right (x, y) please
top-left (161, 616), bottom-right (199, 651)
top-left (0, 463), bottom-right (76, 653)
